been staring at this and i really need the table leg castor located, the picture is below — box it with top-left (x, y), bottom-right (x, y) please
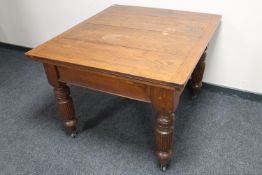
top-left (160, 164), bottom-right (168, 172)
top-left (70, 131), bottom-right (77, 138)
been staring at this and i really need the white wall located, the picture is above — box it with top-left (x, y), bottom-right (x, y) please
top-left (0, 0), bottom-right (262, 94)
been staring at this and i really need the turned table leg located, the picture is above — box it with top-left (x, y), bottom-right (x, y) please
top-left (191, 48), bottom-right (207, 98)
top-left (155, 112), bottom-right (175, 171)
top-left (151, 87), bottom-right (181, 171)
top-left (54, 83), bottom-right (77, 137)
top-left (43, 63), bottom-right (77, 137)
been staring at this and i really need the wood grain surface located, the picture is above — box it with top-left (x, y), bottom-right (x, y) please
top-left (26, 5), bottom-right (221, 87)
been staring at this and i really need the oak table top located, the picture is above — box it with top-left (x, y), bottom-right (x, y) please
top-left (25, 5), bottom-right (221, 171)
top-left (26, 5), bottom-right (221, 87)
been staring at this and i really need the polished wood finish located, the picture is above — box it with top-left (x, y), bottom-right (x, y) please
top-left (26, 5), bottom-right (221, 86)
top-left (25, 5), bottom-right (221, 171)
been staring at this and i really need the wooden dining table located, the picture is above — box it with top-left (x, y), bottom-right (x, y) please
top-left (25, 5), bottom-right (221, 171)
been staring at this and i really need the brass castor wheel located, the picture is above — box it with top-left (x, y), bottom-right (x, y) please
top-left (160, 164), bottom-right (168, 172)
top-left (70, 132), bottom-right (77, 138)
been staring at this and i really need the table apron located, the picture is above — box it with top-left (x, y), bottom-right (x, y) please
top-left (57, 66), bottom-right (151, 102)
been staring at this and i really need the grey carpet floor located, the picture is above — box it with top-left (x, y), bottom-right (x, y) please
top-left (0, 46), bottom-right (262, 175)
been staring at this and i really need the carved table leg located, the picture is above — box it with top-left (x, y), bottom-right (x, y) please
top-left (43, 63), bottom-right (77, 137)
top-left (191, 48), bottom-right (207, 98)
top-left (156, 112), bottom-right (174, 171)
top-left (54, 83), bottom-right (77, 137)
top-left (151, 87), bottom-right (181, 171)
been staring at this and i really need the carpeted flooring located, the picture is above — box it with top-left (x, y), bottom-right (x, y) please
top-left (0, 46), bottom-right (262, 175)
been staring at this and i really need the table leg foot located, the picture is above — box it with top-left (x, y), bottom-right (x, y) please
top-left (191, 48), bottom-right (207, 98)
top-left (54, 84), bottom-right (77, 136)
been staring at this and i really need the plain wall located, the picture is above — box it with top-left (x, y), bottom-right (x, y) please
top-left (0, 0), bottom-right (261, 94)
